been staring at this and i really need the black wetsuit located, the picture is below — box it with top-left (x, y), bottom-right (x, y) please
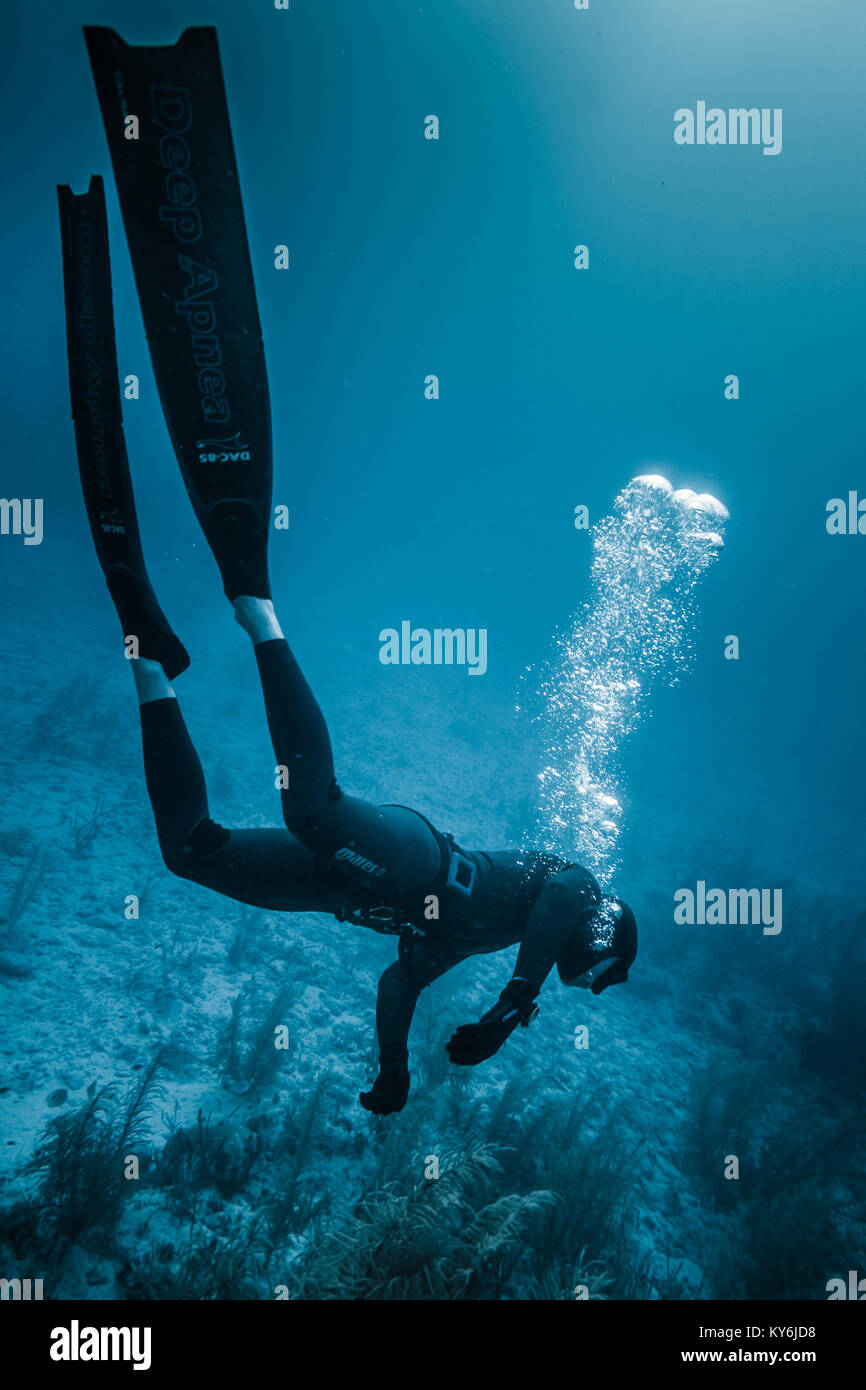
top-left (143, 637), bottom-right (601, 1067)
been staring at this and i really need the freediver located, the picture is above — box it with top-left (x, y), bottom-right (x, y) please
top-left (59, 29), bottom-right (641, 1117)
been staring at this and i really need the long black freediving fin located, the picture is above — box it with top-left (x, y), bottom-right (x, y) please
top-left (58, 174), bottom-right (190, 679)
top-left (84, 26), bottom-right (273, 600)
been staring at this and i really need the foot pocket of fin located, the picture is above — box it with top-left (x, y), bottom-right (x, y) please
top-left (106, 565), bottom-right (191, 680)
top-left (206, 498), bottom-right (272, 601)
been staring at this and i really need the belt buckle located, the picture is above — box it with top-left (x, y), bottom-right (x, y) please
top-left (367, 904), bottom-right (399, 930)
top-left (446, 850), bottom-right (476, 898)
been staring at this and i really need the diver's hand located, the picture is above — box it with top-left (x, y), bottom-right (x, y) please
top-left (446, 979), bottom-right (539, 1067)
top-left (359, 1063), bottom-right (410, 1115)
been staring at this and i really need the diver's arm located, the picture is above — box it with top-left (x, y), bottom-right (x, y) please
top-left (511, 866), bottom-right (601, 993)
top-left (360, 944), bottom-right (459, 1114)
top-left (446, 867), bottom-right (600, 1067)
top-left (374, 957), bottom-right (423, 1070)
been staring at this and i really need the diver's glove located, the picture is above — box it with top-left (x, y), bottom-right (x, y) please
top-left (446, 978), bottom-right (539, 1067)
top-left (359, 1062), bottom-right (411, 1115)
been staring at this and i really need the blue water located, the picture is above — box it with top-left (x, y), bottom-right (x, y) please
top-left (1, 0), bottom-right (863, 1301)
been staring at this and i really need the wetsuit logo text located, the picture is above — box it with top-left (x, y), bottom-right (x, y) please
top-left (335, 847), bottom-right (387, 878)
top-left (379, 622), bottom-right (488, 676)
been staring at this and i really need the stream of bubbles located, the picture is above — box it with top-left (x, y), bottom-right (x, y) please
top-left (528, 474), bottom-right (728, 885)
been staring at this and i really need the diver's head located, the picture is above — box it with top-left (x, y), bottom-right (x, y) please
top-left (556, 895), bottom-right (637, 995)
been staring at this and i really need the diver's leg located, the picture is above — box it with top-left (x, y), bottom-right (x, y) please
top-left (233, 599), bottom-right (441, 899)
top-left (134, 662), bottom-right (317, 909)
top-left (83, 34), bottom-right (438, 898)
top-left (136, 679), bottom-right (213, 873)
top-left (59, 173), bottom-right (315, 913)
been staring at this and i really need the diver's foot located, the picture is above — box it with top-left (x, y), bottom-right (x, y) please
top-left (131, 656), bottom-right (175, 704)
top-left (233, 595), bottom-right (284, 644)
top-left (105, 565), bottom-right (190, 679)
top-left (206, 499), bottom-right (272, 602)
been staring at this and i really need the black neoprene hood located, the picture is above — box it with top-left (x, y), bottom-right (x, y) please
top-left (556, 896), bottom-right (638, 988)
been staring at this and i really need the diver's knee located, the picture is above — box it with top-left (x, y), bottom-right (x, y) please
top-left (158, 841), bottom-right (190, 880)
top-left (187, 817), bottom-right (231, 857)
top-left (159, 817), bottom-right (230, 879)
